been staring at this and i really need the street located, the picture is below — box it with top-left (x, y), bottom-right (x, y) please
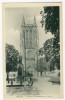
top-left (6, 74), bottom-right (60, 98)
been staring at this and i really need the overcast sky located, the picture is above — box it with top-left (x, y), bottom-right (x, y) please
top-left (5, 7), bottom-right (54, 52)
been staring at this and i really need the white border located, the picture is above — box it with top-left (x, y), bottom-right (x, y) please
top-left (63, 0), bottom-right (65, 99)
top-left (0, 0), bottom-right (65, 100)
top-left (0, 2), bottom-right (3, 100)
top-left (1, 0), bottom-right (63, 3)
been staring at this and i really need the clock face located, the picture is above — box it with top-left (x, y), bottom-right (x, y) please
top-left (26, 49), bottom-right (36, 59)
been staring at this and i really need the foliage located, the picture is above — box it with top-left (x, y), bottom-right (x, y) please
top-left (44, 7), bottom-right (59, 34)
top-left (40, 7), bottom-right (60, 70)
top-left (38, 38), bottom-right (60, 70)
top-left (6, 44), bottom-right (19, 72)
top-left (40, 6), bottom-right (60, 48)
top-left (44, 38), bottom-right (60, 70)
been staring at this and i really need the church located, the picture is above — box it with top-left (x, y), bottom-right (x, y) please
top-left (20, 16), bottom-right (38, 76)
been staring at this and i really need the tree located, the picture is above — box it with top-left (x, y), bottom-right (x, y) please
top-left (6, 44), bottom-right (19, 73)
top-left (44, 7), bottom-right (59, 32)
top-left (40, 6), bottom-right (60, 69)
top-left (40, 6), bottom-right (60, 48)
top-left (44, 38), bottom-right (60, 70)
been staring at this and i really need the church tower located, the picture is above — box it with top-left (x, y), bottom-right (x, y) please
top-left (20, 16), bottom-right (38, 76)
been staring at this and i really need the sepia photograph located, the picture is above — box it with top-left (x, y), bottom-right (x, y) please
top-left (3, 3), bottom-right (63, 99)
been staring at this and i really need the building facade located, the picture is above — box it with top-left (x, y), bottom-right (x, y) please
top-left (20, 16), bottom-right (38, 76)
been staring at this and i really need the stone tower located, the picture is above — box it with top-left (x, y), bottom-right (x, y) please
top-left (20, 16), bottom-right (38, 76)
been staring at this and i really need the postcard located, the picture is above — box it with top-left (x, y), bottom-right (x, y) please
top-left (2, 2), bottom-right (63, 100)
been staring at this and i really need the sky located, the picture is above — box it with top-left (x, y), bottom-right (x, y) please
top-left (5, 7), bottom-right (54, 52)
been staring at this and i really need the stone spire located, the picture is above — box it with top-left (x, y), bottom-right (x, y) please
top-left (33, 16), bottom-right (37, 26)
top-left (22, 15), bottom-right (25, 26)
